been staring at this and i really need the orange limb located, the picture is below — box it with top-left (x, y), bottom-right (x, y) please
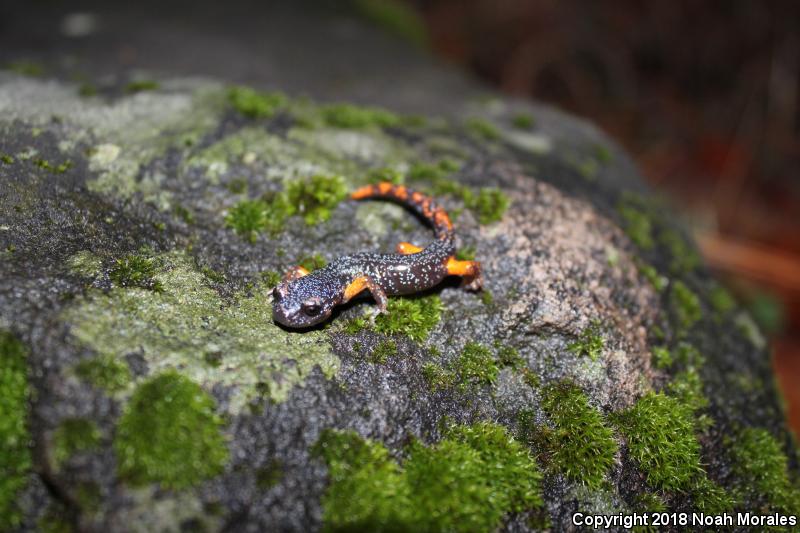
top-left (282, 265), bottom-right (310, 282)
top-left (445, 257), bottom-right (483, 290)
top-left (395, 242), bottom-right (423, 255)
top-left (343, 274), bottom-right (388, 313)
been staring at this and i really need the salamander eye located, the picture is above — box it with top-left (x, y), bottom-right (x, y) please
top-left (302, 298), bottom-right (323, 316)
top-left (272, 287), bottom-right (283, 301)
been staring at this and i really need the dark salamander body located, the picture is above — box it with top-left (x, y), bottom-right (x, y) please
top-left (271, 182), bottom-right (482, 328)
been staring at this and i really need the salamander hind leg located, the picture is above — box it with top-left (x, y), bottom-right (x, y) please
top-left (282, 265), bottom-right (310, 282)
top-left (396, 242), bottom-right (423, 255)
top-left (446, 257), bottom-right (483, 291)
top-left (343, 274), bottom-right (389, 316)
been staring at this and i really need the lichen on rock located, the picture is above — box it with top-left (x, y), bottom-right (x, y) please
top-left (62, 250), bottom-right (339, 411)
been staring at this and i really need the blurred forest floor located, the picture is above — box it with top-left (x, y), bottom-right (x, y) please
top-left (399, 0), bottom-right (800, 433)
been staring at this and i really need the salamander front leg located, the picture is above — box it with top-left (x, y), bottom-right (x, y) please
top-left (446, 257), bottom-right (483, 291)
top-left (343, 274), bottom-right (388, 320)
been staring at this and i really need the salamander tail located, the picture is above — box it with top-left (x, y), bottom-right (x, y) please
top-left (351, 182), bottom-right (454, 241)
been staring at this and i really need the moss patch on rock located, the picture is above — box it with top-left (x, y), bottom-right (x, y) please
top-left (567, 322), bottom-right (605, 361)
top-left (539, 382), bottom-right (617, 488)
top-left (109, 253), bottom-right (164, 292)
top-left (227, 86), bottom-right (286, 119)
top-left (114, 371), bottom-right (228, 489)
top-left (0, 331), bottom-right (31, 530)
top-left (453, 341), bottom-right (499, 391)
top-left (63, 251), bottom-right (339, 411)
top-left (671, 280), bottom-right (702, 331)
top-left (372, 294), bottom-right (443, 342)
top-left (74, 355), bottom-right (131, 392)
top-left (320, 103), bottom-right (400, 129)
top-left (314, 421), bottom-right (542, 532)
top-left (614, 392), bottom-right (701, 492)
top-left (52, 418), bottom-right (101, 467)
top-left (726, 427), bottom-right (800, 514)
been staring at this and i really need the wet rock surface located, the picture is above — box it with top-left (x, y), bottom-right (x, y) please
top-left (1, 2), bottom-right (798, 532)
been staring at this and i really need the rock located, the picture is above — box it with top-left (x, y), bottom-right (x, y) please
top-left (1, 2), bottom-right (798, 532)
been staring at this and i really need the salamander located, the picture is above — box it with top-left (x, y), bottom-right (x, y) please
top-left (271, 181), bottom-right (482, 328)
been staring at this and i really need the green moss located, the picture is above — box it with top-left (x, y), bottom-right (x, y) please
top-left (229, 177), bottom-right (349, 240)
top-left (114, 371), bottom-right (228, 489)
top-left (343, 316), bottom-right (370, 335)
top-left (64, 251), bottom-right (338, 410)
top-left (38, 504), bottom-right (74, 533)
top-left (407, 159), bottom-right (459, 183)
top-left (109, 254), bottom-right (164, 292)
top-left (665, 369), bottom-right (709, 426)
top-left (709, 285), bottom-right (736, 316)
top-left (226, 177), bottom-right (248, 194)
top-left (225, 199), bottom-right (271, 243)
top-left (672, 342), bottom-right (704, 367)
top-left (284, 174), bottom-right (348, 225)
top-left (199, 265), bottom-right (226, 285)
top-left (365, 167), bottom-right (404, 185)
top-left (637, 262), bottom-right (667, 292)
top-left (520, 368), bottom-right (540, 388)
top-left (256, 459), bottom-right (283, 489)
top-left (314, 422), bottom-right (541, 532)
top-left (465, 118), bottom-right (500, 141)
top-left (370, 339), bottom-right (397, 364)
top-left (618, 204), bottom-right (654, 250)
top-left (567, 322), bottom-right (604, 361)
top-left (727, 427), bottom-right (800, 513)
top-left (480, 289), bottom-right (493, 306)
top-left (261, 270), bottom-right (282, 288)
top-left (421, 362), bottom-right (456, 392)
top-left (227, 86), bottom-right (286, 119)
top-left (496, 344), bottom-right (523, 369)
top-left (75, 482), bottom-right (101, 513)
top-left (455, 245), bottom-right (476, 261)
top-left (35, 158), bottom-right (73, 174)
top-left (464, 187), bottom-right (510, 224)
top-left (74, 355), bottom-right (132, 392)
top-left (660, 229), bottom-right (700, 274)
top-left (614, 392), bottom-right (702, 492)
top-left (352, 0), bottom-right (429, 48)
top-left (78, 83), bottom-right (97, 98)
top-left (173, 204), bottom-right (195, 224)
top-left (321, 103), bottom-right (400, 129)
top-left (1, 153), bottom-right (14, 164)
top-left (651, 346), bottom-right (672, 369)
top-left (671, 280), bottom-right (702, 330)
top-left (454, 342), bottom-right (498, 391)
top-left (0, 331), bottom-right (31, 530)
top-left (540, 382), bottom-right (618, 488)
top-left (313, 428), bottom-right (409, 531)
top-left (374, 294), bottom-right (443, 342)
top-left (125, 80), bottom-right (159, 93)
top-left (594, 144), bottom-right (612, 163)
top-left (512, 113), bottom-right (535, 129)
top-left (52, 418), bottom-right (101, 467)
top-left (5, 60), bottom-right (44, 76)
top-left (297, 253), bottom-right (327, 272)
top-left (690, 476), bottom-right (735, 514)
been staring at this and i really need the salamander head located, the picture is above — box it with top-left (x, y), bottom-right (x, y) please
top-left (271, 274), bottom-right (339, 328)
